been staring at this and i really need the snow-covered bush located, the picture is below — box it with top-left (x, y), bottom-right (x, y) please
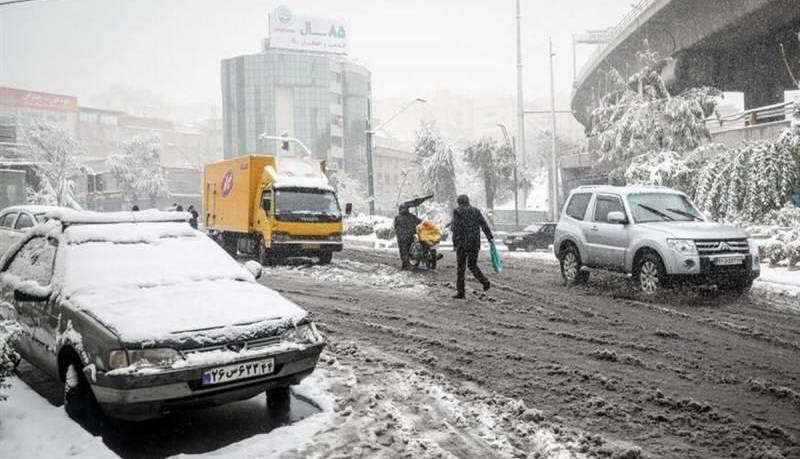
top-left (763, 203), bottom-right (800, 227)
top-left (624, 151), bottom-right (693, 192)
top-left (0, 320), bottom-right (21, 402)
top-left (758, 239), bottom-right (787, 267)
top-left (374, 220), bottom-right (396, 240)
top-left (786, 240), bottom-right (800, 269)
top-left (344, 214), bottom-right (392, 236)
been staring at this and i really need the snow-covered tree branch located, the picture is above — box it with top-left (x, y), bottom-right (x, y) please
top-left (107, 133), bottom-right (170, 208)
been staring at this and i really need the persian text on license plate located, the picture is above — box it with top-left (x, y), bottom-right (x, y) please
top-left (202, 358), bottom-right (274, 386)
top-left (304, 243), bottom-right (321, 250)
top-left (714, 256), bottom-right (744, 266)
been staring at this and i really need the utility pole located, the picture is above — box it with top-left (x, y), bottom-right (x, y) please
top-left (548, 37), bottom-right (559, 221)
top-left (365, 98), bottom-right (376, 215)
top-left (515, 0), bottom-right (526, 169)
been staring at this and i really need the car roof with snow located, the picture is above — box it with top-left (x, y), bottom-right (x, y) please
top-left (571, 185), bottom-right (686, 197)
top-left (1, 205), bottom-right (65, 215)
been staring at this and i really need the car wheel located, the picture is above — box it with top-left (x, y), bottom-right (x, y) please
top-left (267, 386), bottom-right (291, 408)
top-left (635, 252), bottom-right (668, 295)
top-left (526, 241), bottom-right (536, 252)
top-left (319, 252), bottom-right (333, 265)
top-left (559, 245), bottom-right (589, 286)
top-left (63, 360), bottom-right (95, 420)
top-left (719, 276), bottom-right (753, 294)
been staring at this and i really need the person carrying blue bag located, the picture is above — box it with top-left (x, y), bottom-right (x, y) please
top-left (451, 194), bottom-right (494, 299)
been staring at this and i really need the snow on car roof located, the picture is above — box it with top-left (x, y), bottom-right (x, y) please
top-left (1, 205), bottom-right (65, 215)
top-left (573, 185), bottom-right (685, 196)
top-left (46, 208), bottom-right (190, 224)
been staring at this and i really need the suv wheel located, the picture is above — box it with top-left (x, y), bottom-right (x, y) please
top-left (560, 245), bottom-right (589, 286)
top-left (636, 252), bottom-right (668, 295)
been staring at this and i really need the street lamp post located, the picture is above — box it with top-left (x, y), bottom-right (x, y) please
top-left (365, 97), bottom-right (426, 215)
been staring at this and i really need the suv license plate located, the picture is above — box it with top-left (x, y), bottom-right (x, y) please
top-left (714, 256), bottom-right (744, 266)
top-left (202, 358), bottom-right (274, 386)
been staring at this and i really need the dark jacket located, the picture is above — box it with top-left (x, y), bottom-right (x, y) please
top-left (394, 212), bottom-right (421, 240)
top-left (452, 205), bottom-right (493, 251)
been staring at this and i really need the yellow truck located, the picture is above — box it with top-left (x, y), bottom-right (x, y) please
top-left (203, 154), bottom-right (343, 264)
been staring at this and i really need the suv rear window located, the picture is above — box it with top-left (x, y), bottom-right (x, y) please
top-left (565, 193), bottom-right (592, 220)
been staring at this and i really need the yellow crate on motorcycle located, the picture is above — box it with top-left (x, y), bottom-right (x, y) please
top-left (417, 219), bottom-right (442, 246)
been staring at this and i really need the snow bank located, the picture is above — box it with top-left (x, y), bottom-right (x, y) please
top-left (0, 377), bottom-right (116, 459)
top-left (265, 259), bottom-right (424, 291)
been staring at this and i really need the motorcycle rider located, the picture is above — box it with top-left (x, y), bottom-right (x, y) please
top-left (451, 194), bottom-right (493, 299)
top-left (394, 204), bottom-right (421, 270)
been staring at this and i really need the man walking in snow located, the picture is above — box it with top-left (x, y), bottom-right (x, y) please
top-left (451, 194), bottom-right (493, 299)
top-left (394, 204), bottom-right (421, 270)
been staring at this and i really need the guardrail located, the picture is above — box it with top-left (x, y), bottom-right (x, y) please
top-left (706, 101), bottom-right (796, 132)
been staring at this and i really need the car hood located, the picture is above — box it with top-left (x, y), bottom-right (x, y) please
top-left (636, 221), bottom-right (748, 239)
top-left (68, 279), bottom-right (308, 347)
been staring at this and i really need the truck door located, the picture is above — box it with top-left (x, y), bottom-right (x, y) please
top-left (257, 188), bottom-right (273, 248)
top-left (205, 182), bottom-right (216, 226)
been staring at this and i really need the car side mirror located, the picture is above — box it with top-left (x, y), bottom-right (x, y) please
top-left (14, 287), bottom-right (50, 302)
top-left (607, 211), bottom-right (627, 225)
top-left (244, 260), bottom-right (263, 280)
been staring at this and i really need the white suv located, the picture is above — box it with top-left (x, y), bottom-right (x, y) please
top-left (554, 186), bottom-right (760, 294)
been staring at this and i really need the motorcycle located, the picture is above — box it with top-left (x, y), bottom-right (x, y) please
top-left (401, 195), bottom-right (443, 270)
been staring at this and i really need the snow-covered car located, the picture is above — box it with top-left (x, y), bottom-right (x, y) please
top-left (503, 223), bottom-right (556, 252)
top-left (554, 186), bottom-right (760, 294)
top-left (0, 209), bottom-right (325, 421)
top-left (0, 205), bottom-right (62, 256)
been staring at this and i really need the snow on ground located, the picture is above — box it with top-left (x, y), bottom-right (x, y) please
top-left (263, 258), bottom-right (425, 291)
top-left (0, 377), bottom-right (116, 459)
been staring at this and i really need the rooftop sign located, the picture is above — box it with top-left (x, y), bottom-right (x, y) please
top-left (268, 5), bottom-right (348, 55)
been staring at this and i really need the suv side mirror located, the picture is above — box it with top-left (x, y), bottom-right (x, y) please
top-left (607, 211), bottom-right (627, 224)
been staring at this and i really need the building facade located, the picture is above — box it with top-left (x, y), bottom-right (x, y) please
top-left (221, 43), bottom-right (371, 174)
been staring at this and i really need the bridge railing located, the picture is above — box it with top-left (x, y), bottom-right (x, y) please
top-left (705, 101), bottom-right (796, 133)
top-left (576, 0), bottom-right (659, 86)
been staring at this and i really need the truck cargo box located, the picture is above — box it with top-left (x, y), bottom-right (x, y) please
top-left (204, 155), bottom-right (273, 233)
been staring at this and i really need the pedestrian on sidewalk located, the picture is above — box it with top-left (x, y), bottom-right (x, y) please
top-left (451, 194), bottom-right (493, 299)
top-left (394, 204), bottom-right (421, 270)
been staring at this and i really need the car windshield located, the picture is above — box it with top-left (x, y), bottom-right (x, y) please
top-left (523, 224), bottom-right (542, 232)
top-left (275, 188), bottom-right (341, 216)
top-left (628, 193), bottom-right (703, 223)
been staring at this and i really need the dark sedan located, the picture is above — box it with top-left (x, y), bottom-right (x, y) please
top-left (503, 223), bottom-right (556, 252)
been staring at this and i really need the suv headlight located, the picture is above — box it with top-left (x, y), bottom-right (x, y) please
top-left (127, 348), bottom-right (182, 367)
top-left (667, 238), bottom-right (697, 255)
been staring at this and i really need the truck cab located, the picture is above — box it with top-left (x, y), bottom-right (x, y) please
top-left (204, 155), bottom-right (343, 265)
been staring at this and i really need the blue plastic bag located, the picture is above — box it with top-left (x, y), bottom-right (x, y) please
top-left (490, 240), bottom-right (504, 273)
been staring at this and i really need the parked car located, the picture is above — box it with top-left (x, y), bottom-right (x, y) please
top-left (553, 186), bottom-right (760, 294)
top-left (503, 223), bottom-right (556, 252)
top-left (0, 205), bottom-right (62, 256)
top-left (0, 209), bottom-right (325, 421)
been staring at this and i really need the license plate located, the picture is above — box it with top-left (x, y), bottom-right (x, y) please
top-left (303, 243), bottom-right (321, 250)
top-left (714, 256), bottom-right (744, 266)
top-left (202, 358), bottom-right (274, 386)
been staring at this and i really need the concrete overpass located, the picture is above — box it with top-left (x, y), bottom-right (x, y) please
top-left (571, 0), bottom-right (800, 129)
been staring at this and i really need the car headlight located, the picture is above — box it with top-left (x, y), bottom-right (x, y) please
top-left (127, 348), bottom-right (182, 367)
top-left (285, 323), bottom-right (324, 344)
top-left (108, 350), bottom-right (129, 369)
top-left (667, 238), bottom-right (697, 255)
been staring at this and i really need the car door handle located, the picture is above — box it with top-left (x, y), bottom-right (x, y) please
top-left (590, 226), bottom-right (599, 232)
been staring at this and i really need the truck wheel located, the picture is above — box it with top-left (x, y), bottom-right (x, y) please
top-left (635, 252), bottom-right (668, 295)
top-left (319, 252), bottom-right (333, 265)
top-left (559, 245), bottom-right (589, 286)
top-left (258, 242), bottom-right (270, 265)
top-left (221, 233), bottom-right (238, 257)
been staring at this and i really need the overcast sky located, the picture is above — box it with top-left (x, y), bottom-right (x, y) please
top-left (0, 0), bottom-right (630, 109)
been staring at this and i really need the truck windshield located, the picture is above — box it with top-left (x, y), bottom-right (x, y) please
top-left (275, 189), bottom-right (341, 216)
top-left (628, 193), bottom-right (703, 223)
